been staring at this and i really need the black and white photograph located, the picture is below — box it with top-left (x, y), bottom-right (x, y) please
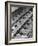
top-left (11, 5), bottom-right (33, 39)
top-left (5, 1), bottom-right (37, 45)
